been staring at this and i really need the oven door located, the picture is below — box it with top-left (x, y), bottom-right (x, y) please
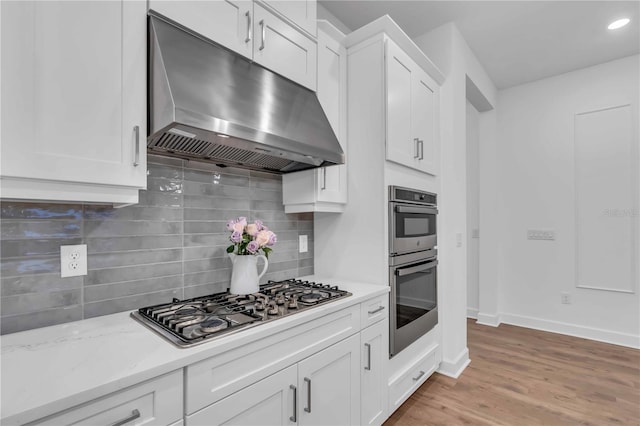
top-left (390, 257), bottom-right (438, 357)
top-left (390, 203), bottom-right (437, 255)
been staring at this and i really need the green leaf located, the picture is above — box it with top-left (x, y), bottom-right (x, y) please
top-left (226, 245), bottom-right (234, 253)
top-left (262, 247), bottom-right (272, 259)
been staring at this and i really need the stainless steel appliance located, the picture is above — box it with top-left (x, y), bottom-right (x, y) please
top-left (389, 186), bottom-right (438, 357)
top-left (131, 279), bottom-right (351, 348)
top-left (147, 11), bottom-right (344, 174)
top-left (389, 186), bottom-right (437, 256)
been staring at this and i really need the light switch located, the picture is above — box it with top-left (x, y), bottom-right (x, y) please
top-left (299, 235), bottom-right (308, 253)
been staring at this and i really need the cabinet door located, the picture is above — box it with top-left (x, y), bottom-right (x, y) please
top-left (385, 40), bottom-right (417, 168)
top-left (187, 365), bottom-right (297, 426)
top-left (1, 0), bottom-right (146, 190)
top-left (316, 26), bottom-right (347, 204)
top-left (253, 2), bottom-right (317, 90)
top-left (297, 334), bottom-right (360, 426)
top-left (259, 0), bottom-right (317, 36)
top-left (361, 321), bottom-right (387, 426)
top-left (412, 69), bottom-right (438, 175)
top-left (148, 0), bottom-right (252, 58)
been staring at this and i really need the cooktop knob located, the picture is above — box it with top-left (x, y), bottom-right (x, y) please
top-left (288, 297), bottom-right (298, 309)
top-left (254, 301), bottom-right (265, 311)
top-left (276, 295), bottom-right (286, 305)
top-left (267, 302), bottom-right (279, 316)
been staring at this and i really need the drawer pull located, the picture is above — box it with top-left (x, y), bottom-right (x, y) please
top-left (259, 19), bottom-right (266, 51)
top-left (364, 343), bottom-right (371, 370)
top-left (110, 409), bottom-right (140, 426)
top-left (412, 370), bottom-right (426, 382)
top-left (133, 126), bottom-right (140, 167)
top-left (244, 10), bottom-right (251, 43)
top-left (368, 306), bottom-right (385, 315)
top-left (290, 384), bottom-right (297, 422)
top-left (304, 377), bottom-right (311, 413)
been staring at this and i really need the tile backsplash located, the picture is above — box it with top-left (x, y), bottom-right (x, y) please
top-left (0, 155), bottom-right (313, 334)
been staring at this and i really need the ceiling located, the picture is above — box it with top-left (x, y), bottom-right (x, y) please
top-left (319, 1), bottom-right (640, 89)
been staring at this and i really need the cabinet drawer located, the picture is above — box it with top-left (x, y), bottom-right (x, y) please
top-left (186, 304), bottom-right (360, 414)
top-left (388, 344), bottom-right (438, 412)
top-left (30, 370), bottom-right (183, 426)
top-left (360, 294), bottom-right (388, 329)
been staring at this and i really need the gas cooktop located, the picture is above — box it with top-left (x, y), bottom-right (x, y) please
top-left (131, 279), bottom-right (352, 347)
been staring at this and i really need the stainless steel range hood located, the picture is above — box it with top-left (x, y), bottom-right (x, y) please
top-left (148, 12), bottom-right (344, 174)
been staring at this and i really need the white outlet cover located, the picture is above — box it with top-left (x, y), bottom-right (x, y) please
top-left (61, 244), bottom-right (88, 277)
top-left (299, 235), bottom-right (308, 253)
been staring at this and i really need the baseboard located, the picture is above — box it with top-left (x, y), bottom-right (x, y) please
top-left (467, 307), bottom-right (479, 319)
top-left (476, 312), bottom-right (501, 327)
top-left (437, 347), bottom-right (470, 379)
top-left (500, 312), bottom-right (640, 349)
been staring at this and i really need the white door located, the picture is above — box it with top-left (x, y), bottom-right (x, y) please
top-left (1, 0), bottom-right (146, 189)
top-left (148, 0), bottom-right (253, 58)
top-left (385, 40), bottom-right (416, 169)
top-left (360, 321), bottom-right (387, 426)
top-left (412, 69), bottom-right (437, 174)
top-left (316, 26), bottom-right (347, 204)
top-left (297, 334), bottom-right (360, 426)
top-left (187, 365), bottom-right (297, 426)
top-left (252, 3), bottom-right (317, 90)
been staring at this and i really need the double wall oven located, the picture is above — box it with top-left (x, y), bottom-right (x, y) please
top-left (389, 186), bottom-right (438, 357)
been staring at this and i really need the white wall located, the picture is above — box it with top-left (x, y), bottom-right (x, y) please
top-left (466, 100), bottom-right (479, 317)
top-left (496, 55), bottom-right (640, 348)
top-left (413, 23), bottom-right (497, 377)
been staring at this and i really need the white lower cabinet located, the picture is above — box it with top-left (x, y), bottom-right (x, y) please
top-left (187, 365), bottom-right (297, 426)
top-left (187, 334), bottom-right (361, 426)
top-left (30, 371), bottom-right (183, 426)
top-left (360, 320), bottom-right (387, 426)
top-left (388, 343), bottom-right (439, 413)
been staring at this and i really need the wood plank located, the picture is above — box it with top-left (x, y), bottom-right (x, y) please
top-left (385, 319), bottom-right (640, 425)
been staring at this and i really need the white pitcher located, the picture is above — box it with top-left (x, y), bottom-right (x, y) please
top-left (228, 253), bottom-right (269, 295)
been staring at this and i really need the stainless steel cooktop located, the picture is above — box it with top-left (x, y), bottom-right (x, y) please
top-left (131, 279), bottom-right (351, 348)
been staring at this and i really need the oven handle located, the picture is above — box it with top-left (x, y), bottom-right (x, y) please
top-left (395, 205), bottom-right (438, 215)
top-left (395, 260), bottom-right (438, 277)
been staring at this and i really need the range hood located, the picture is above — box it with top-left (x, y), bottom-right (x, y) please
top-left (148, 12), bottom-right (344, 174)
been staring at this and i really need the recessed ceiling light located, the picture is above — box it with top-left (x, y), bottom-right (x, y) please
top-left (608, 18), bottom-right (630, 30)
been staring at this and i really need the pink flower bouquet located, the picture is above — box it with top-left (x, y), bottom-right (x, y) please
top-left (226, 217), bottom-right (277, 257)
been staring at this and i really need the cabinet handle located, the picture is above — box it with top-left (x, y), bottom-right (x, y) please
top-left (414, 138), bottom-right (420, 159)
top-left (244, 11), bottom-right (252, 43)
top-left (321, 167), bottom-right (327, 190)
top-left (110, 409), bottom-right (140, 426)
top-left (133, 125), bottom-right (140, 167)
top-left (289, 384), bottom-right (297, 422)
top-left (368, 306), bottom-right (385, 315)
top-left (412, 370), bottom-right (426, 381)
top-left (304, 377), bottom-right (311, 413)
top-left (419, 139), bottom-right (424, 160)
top-left (364, 343), bottom-right (371, 371)
top-left (259, 19), bottom-right (265, 51)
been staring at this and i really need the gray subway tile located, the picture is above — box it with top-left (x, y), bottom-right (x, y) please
top-left (1, 203), bottom-right (82, 220)
top-left (183, 281), bottom-right (228, 299)
top-left (83, 289), bottom-right (182, 319)
top-left (183, 245), bottom-right (230, 261)
top-left (261, 269), bottom-right (298, 284)
top-left (86, 261), bottom-right (183, 286)
top-left (185, 161), bottom-right (250, 177)
top-left (184, 195), bottom-right (250, 210)
top-left (249, 188), bottom-right (283, 202)
top-left (251, 199), bottom-right (285, 211)
top-left (267, 221), bottom-right (299, 232)
top-left (84, 220), bottom-right (182, 238)
top-left (249, 211), bottom-right (290, 222)
top-left (1, 238), bottom-right (82, 258)
top-left (184, 208), bottom-right (248, 221)
top-left (83, 205), bottom-right (182, 222)
top-left (147, 154), bottom-right (184, 169)
top-left (182, 181), bottom-right (251, 198)
top-left (183, 257), bottom-right (232, 274)
top-left (274, 231), bottom-right (299, 242)
top-left (1, 257), bottom-right (60, 277)
top-left (147, 161), bottom-right (184, 179)
top-left (1, 289), bottom-right (81, 316)
top-left (138, 177), bottom-right (183, 194)
top-left (84, 275), bottom-right (183, 302)
top-left (298, 266), bottom-right (314, 277)
top-left (184, 269), bottom-right (232, 287)
top-left (298, 258), bottom-right (313, 269)
top-left (298, 220), bottom-right (313, 231)
top-left (184, 233), bottom-right (232, 247)
top-left (1, 275), bottom-right (82, 297)
top-left (88, 248), bottom-right (182, 269)
top-left (266, 260), bottom-right (299, 273)
top-left (86, 235), bottom-right (183, 254)
top-left (1, 305), bottom-right (83, 335)
top-left (1, 220), bottom-right (81, 240)
top-left (137, 191), bottom-right (183, 207)
top-left (184, 221), bottom-right (229, 235)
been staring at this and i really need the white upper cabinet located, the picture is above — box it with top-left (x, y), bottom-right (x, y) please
top-left (148, 0), bottom-right (317, 90)
top-left (0, 0), bottom-right (147, 205)
top-left (283, 21), bottom-right (347, 213)
top-left (259, 0), bottom-right (317, 36)
top-left (148, 0), bottom-right (253, 58)
top-left (385, 39), bottom-right (439, 175)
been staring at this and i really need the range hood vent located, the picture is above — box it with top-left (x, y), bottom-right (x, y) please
top-left (148, 12), bottom-right (344, 174)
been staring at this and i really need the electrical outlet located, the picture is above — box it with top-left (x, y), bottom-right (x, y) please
top-left (561, 292), bottom-right (571, 304)
top-left (61, 244), bottom-right (87, 277)
top-left (299, 235), bottom-right (308, 253)
top-left (527, 229), bottom-right (556, 240)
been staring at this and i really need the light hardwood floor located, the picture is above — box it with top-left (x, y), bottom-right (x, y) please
top-left (385, 319), bottom-right (640, 425)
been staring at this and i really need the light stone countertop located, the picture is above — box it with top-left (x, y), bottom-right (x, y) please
top-left (0, 276), bottom-right (389, 425)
